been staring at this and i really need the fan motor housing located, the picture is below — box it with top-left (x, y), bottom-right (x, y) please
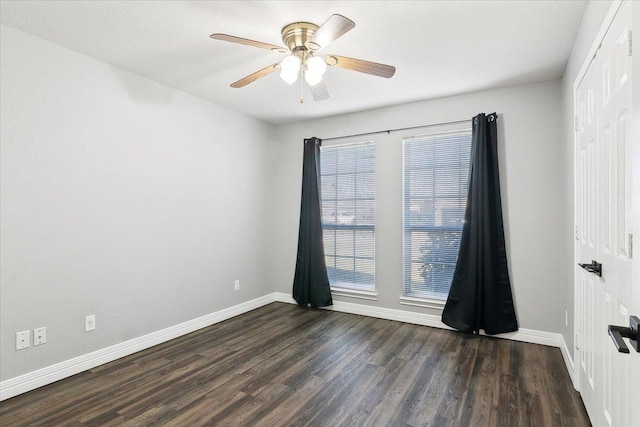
top-left (281, 22), bottom-right (318, 52)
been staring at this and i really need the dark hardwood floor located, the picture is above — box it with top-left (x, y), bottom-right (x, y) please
top-left (0, 302), bottom-right (590, 426)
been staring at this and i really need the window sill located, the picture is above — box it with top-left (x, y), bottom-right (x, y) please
top-left (330, 287), bottom-right (378, 301)
top-left (399, 296), bottom-right (445, 310)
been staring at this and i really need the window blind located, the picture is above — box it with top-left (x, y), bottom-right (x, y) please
top-left (320, 142), bottom-right (375, 291)
top-left (403, 130), bottom-right (472, 300)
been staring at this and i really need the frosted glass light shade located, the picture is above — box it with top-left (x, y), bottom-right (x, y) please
top-left (303, 56), bottom-right (326, 86)
top-left (280, 55), bottom-right (301, 84)
top-left (304, 70), bottom-right (323, 86)
top-left (306, 56), bottom-right (327, 76)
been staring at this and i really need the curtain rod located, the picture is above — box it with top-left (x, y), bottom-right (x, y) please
top-left (321, 118), bottom-right (473, 142)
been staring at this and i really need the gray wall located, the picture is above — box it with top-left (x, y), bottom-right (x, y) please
top-left (559, 0), bottom-right (613, 355)
top-left (272, 80), bottom-right (565, 334)
top-left (3, 0), bottom-right (623, 384)
top-left (0, 25), bottom-right (275, 381)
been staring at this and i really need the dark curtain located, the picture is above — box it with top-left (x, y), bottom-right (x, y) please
top-left (441, 113), bottom-right (518, 334)
top-left (292, 137), bottom-right (333, 308)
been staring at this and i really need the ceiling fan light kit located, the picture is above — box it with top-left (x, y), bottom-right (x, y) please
top-left (280, 55), bottom-right (301, 84)
top-left (210, 14), bottom-right (396, 102)
top-left (303, 56), bottom-right (327, 86)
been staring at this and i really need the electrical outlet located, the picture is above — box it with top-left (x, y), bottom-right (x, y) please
top-left (33, 326), bottom-right (47, 347)
top-left (85, 315), bottom-right (96, 332)
top-left (234, 279), bottom-right (240, 291)
top-left (34, 327), bottom-right (47, 346)
top-left (565, 311), bottom-right (568, 327)
top-left (16, 330), bottom-right (30, 350)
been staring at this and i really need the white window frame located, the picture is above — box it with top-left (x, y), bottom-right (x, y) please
top-left (320, 141), bottom-right (376, 299)
top-left (401, 127), bottom-right (472, 306)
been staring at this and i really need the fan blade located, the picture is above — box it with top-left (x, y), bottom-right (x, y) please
top-left (308, 14), bottom-right (355, 50)
top-left (326, 55), bottom-right (396, 78)
top-left (310, 80), bottom-right (329, 101)
top-left (230, 63), bottom-right (279, 88)
top-left (210, 33), bottom-right (286, 52)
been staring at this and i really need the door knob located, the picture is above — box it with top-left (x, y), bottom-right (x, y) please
top-left (608, 316), bottom-right (639, 353)
top-left (578, 260), bottom-right (602, 277)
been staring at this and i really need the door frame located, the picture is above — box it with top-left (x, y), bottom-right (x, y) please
top-left (572, 0), bottom-right (625, 393)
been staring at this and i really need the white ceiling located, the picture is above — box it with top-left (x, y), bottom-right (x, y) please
top-left (0, 0), bottom-right (587, 125)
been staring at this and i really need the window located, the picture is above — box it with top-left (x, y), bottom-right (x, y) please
top-left (402, 129), bottom-right (472, 301)
top-left (321, 142), bottom-right (375, 292)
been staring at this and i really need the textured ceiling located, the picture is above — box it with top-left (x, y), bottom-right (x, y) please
top-left (0, 1), bottom-right (587, 125)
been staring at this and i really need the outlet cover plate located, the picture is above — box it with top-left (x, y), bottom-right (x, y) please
top-left (85, 315), bottom-right (96, 331)
top-left (16, 330), bottom-right (30, 350)
top-left (34, 327), bottom-right (47, 346)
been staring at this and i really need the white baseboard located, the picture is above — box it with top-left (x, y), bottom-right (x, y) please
top-left (2, 291), bottom-right (574, 401)
top-left (275, 291), bottom-right (455, 330)
top-left (0, 294), bottom-right (277, 401)
top-left (560, 334), bottom-right (577, 389)
top-left (275, 292), bottom-right (565, 348)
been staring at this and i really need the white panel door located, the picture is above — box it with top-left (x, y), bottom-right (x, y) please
top-left (597, 4), bottom-right (633, 426)
top-left (576, 49), bottom-right (599, 423)
top-left (576, 2), bottom-right (636, 426)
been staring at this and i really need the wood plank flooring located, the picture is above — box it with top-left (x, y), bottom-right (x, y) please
top-left (0, 302), bottom-right (590, 426)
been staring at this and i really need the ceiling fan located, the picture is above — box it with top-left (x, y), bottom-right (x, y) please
top-left (210, 14), bottom-right (396, 102)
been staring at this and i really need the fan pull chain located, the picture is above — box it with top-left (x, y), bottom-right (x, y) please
top-left (299, 66), bottom-right (304, 103)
